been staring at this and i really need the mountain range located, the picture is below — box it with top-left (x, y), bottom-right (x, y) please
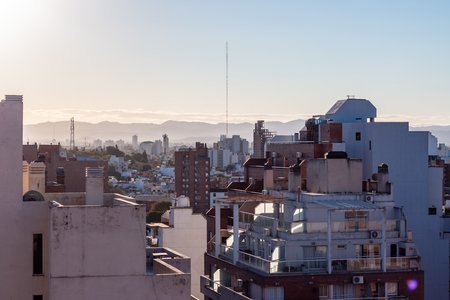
top-left (23, 120), bottom-right (450, 147)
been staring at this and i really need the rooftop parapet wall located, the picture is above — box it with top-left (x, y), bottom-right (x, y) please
top-left (0, 95), bottom-right (23, 208)
top-left (49, 202), bottom-right (147, 278)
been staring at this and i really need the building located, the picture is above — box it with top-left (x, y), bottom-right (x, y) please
top-left (202, 151), bottom-right (423, 300)
top-left (23, 143), bottom-right (108, 193)
top-left (163, 134), bottom-right (169, 155)
top-left (132, 134), bottom-right (139, 150)
top-left (175, 142), bottom-right (210, 214)
top-left (209, 135), bottom-right (250, 170)
top-left (148, 196), bottom-right (207, 299)
top-left (0, 95), bottom-right (191, 299)
top-left (239, 97), bottom-right (445, 299)
top-left (252, 120), bottom-right (273, 159)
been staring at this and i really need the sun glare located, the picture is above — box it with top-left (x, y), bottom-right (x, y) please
top-left (0, 0), bottom-right (43, 41)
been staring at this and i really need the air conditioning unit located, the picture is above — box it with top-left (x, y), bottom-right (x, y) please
top-left (370, 230), bottom-right (381, 239)
top-left (353, 276), bottom-right (364, 284)
top-left (365, 195), bottom-right (374, 202)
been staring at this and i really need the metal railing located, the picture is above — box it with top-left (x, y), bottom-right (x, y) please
top-left (208, 242), bottom-right (419, 274)
top-left (239, 211), bottom-right (276, 228)
top-left (332, 257), bottom-right (381, 272)
top-left (239, 251), bottom-right (272, 272)
top-left (201, 276), bottom-right (252, 300)
top-left (386, 256), bottom-right (420, 270)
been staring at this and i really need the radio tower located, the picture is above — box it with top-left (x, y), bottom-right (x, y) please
top-left (225, 41), bottom-right (229, 137)
top-left (70, 117), bottom-right (75, 150)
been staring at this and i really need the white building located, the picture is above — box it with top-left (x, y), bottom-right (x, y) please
top-left (149, 196), bottom-right (207, 299)
top-left (0, 95), bottom-right (191, 300)
top-left (132, 134), bottom-right (139, 150)
top-left (203, 154), bottom-right (423, 300)
top-left (310, 98), bottom-right (447, 300)
top-left (109, 154), bottom-right (128, 173)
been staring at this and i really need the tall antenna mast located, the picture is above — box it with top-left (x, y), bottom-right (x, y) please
top-left (226, 41), bottom-right (229, 137)
top-left (70, 117), bottom-right (75, 150)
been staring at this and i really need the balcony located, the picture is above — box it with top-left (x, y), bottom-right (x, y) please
top-left (200, 275), bottom-right (252, 300)
top-left (332, 257), bottom-right (381, 272)
top-left (386, 256), bottom-right (420, 270)
top-left (209, 242), bottom-right (419, 275)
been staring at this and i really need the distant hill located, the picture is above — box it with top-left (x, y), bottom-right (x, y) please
top-left (411, 125), bottom-right (450, 145)
top-left (23, 120), bottom-right (450, 147)
top-left (23, 119), bottom-right (306, 146)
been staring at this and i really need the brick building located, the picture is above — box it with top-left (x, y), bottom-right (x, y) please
top-left (175, 142), bottom-right (210, 214)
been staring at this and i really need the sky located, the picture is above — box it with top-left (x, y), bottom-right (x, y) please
top-left (1, 0), bottom-right (449, 126)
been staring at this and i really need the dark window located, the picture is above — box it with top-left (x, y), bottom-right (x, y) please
top-left (33, 296), bottom-right (43, 300)
top-left (355, 132), bottom-right (361, 141)
top-left (369, 140), bottom-right (372, 150)
top-left (428, 207), bottom-right (437, 215)
top-left (33, 234), bottom-right (43, 275)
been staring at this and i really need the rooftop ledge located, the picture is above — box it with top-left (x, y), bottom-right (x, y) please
top-left (47, 192), bottom-right (140, 208)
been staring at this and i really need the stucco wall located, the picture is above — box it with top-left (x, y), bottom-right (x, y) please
top-left (49, 204), bottom-right (147, 277)
top-left (49, 273), bottom-right (190, 300)
top-left (161, 208), bottom-right (206, 299)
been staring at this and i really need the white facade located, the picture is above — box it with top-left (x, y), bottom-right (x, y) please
top-left (154, 201), bottom-right (207, 299)
top-left (0, 95), bottom-right (191, 300)
top-left (328, 99), bottom-right (447, 300)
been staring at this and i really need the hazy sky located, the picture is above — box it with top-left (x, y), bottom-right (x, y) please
top-left (1, 0), bottom-right (449, 125)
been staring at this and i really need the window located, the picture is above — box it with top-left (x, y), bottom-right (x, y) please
top-left (428, 207), bottom-right (437, 215)
top-left (355, 244), bottom-right (380, 258)
top-left (33, 234), bottom-right (43, 275)
top-left (263, 286), bottom-right (284, 300)
top-left (319, 285), bottom-right (328, 298)
top-left (386, 282), bottom-right (398, 296)
top-left (33, 296), bottom-right (43, 300)
top-left (355, 132), bottom-right (361, 141)
top-left (345, 211), bottom-right (368, 231)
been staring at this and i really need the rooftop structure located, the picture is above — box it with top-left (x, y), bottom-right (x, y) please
top-left (250, 98), bottom-right (446, 299)
top-left (0, 95), bottom-right (191, 299)
top-left (203, 153), bottom-right (423, 300)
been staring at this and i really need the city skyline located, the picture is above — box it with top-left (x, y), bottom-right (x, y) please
top-left (1, 1), bottom-right (449, 125)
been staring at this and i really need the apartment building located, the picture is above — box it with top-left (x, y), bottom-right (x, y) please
top-left (175, 142), bottom-right (210, 214)
top-left (0, 95), bottom-right (191, 300)
top-left (202, 153), bottom-right (423, 300)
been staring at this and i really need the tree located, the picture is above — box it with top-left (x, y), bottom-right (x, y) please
top-left (106, 146), bottom-right (125, 157)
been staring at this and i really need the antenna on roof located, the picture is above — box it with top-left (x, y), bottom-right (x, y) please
top-left (226, 41), bottom-right (229, 137)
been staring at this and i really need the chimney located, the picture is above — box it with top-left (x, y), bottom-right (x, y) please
top-left (288, 153), bottom-right (302, 192)
top-left (85, 167), bottom-right (104, 205)
top-left (28, 161), bottom-right (46, 194)
top-left (376, 163), bottom-right (390, 193)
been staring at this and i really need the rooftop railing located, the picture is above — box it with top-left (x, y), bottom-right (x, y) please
top-left (209, 243), bottom-right (419, 274)
top-left (200, 275), bottom-right (252, 300)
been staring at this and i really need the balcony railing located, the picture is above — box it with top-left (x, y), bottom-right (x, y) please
top-left (386, 256), bottom-right (420, 270)
top-left (332, 257), bottom-right (381, 272)
top-left (210, 244), bottom-right (419, 275)
top-left (239, 211), bottom-right (276, 228)
top-left (200, 275), bottom-right (252, 300)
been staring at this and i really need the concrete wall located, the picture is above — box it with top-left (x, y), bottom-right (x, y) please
top-left (49, 204), bottom-right (147, 277)
top-left (307, 158), bottom-right (362, 193)
top-left (343, 121), bottom-right (449, 300)
top-left (0, 96), bottom-right (51, 299)
top-left (49, 273), bottom-right (190, 300)
top-left (161, 207), bottom-right (206, 299)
